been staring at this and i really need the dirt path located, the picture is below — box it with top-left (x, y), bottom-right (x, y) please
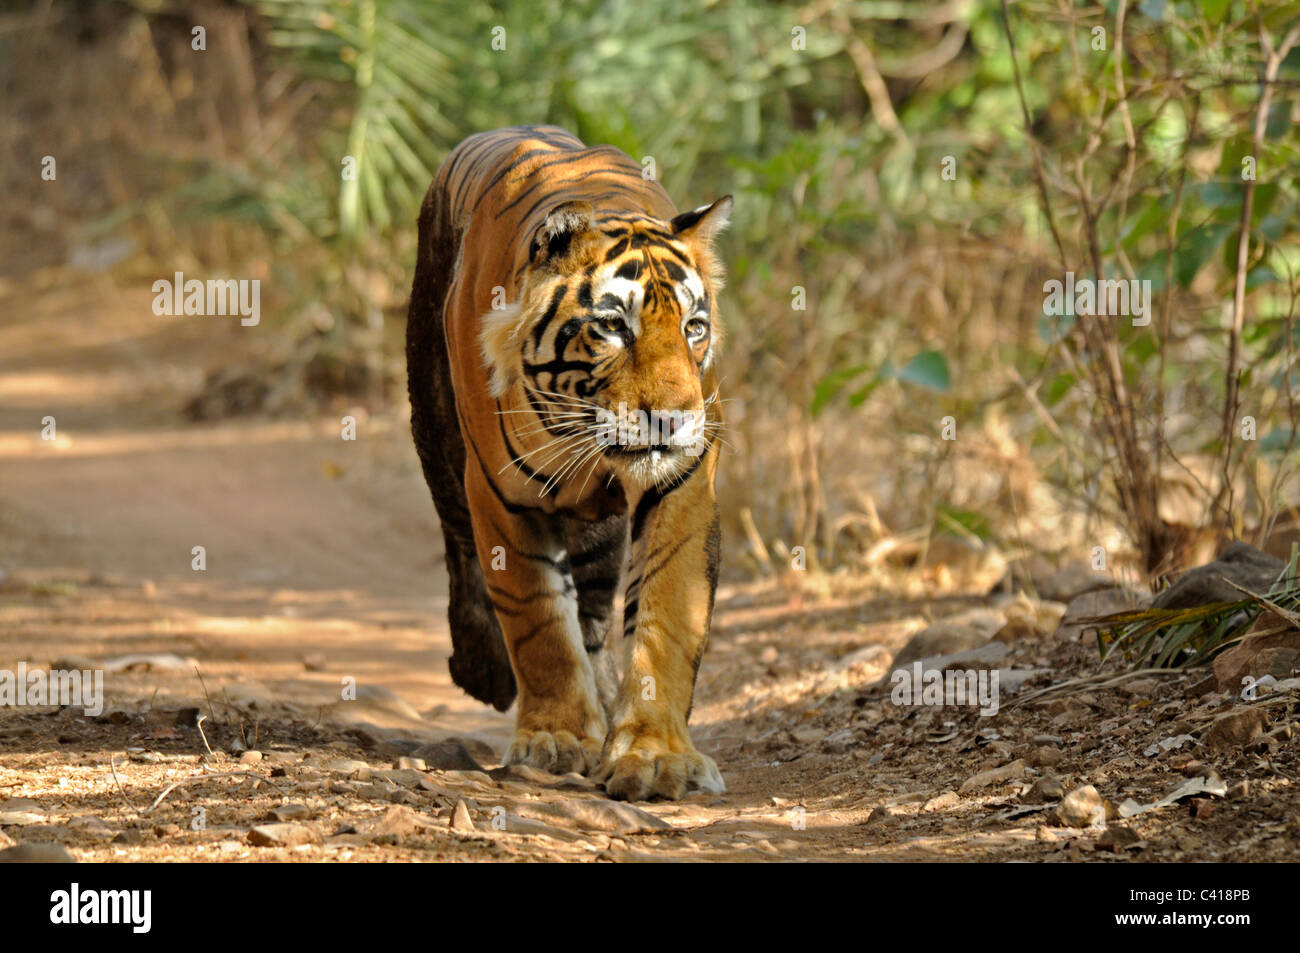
top-left (1, 274), bottom-right (1295, 862)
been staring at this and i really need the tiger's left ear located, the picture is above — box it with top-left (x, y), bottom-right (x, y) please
top-left (670, 195), bottom-right (733, 243)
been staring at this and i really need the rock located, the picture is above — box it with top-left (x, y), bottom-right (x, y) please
top-left (1022, 746), bottom-right (1061, 770)
top-left (891, 610), bottom-right (1006, 669)
top-left (268, 803), bottom-right (312, 822)
top-left (412, 741), bottom-right (485, 773)
top-left (959, 759), bottom-right (1027, 793)
top-left (0, 810), bottom-right (45, 826)
top-left (1056, 785), bottom-right (1104, 827)
top-left (1212, 621), bottom-right (1300, 692)
top-left (327, 759), bottom-right (372, 780)
top-left (247, 824), bottom-right (322, 847)
top-left (68, 816), bottom-right (114, 840)
top-left (377, 738), bottom-right (426, 758)
top-left (922, 791), bottom-right (962, 812)
top-left (1037, 563), bottom-right (1114, 603)
top-left (0, 842), bottom-right (76, 863)
top-left (396, 756), bottom-right (427, 771)
top-left (1096, 824), bottom-right (1142, 851)
top-left (502, 816), bottom-right (587, 842)
top-left (450, 799), bottom-right (475, 831)
top-left (374, 768), bottom-right (426, 789)
top-left (1026, 777), bottom-right (1065, 801)
top-left (992, 618), bottom-right (1039, 644)
top-left (1152, 542), bottom-right (1286, 609)
top-left (1052, 588), bottom-right (1148, 642)
top-left (820, 728), bottom-right (857, 753)
top-left (239, 750), bottom-right (263, 765)
top-left (517, 799), bottom-right (671, 834)
top-left (1205, 709), bottom-right (1264, 751)
top-left (366, 805), bottom-right (438, 839)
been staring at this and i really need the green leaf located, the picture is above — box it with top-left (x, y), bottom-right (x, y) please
top-left (892, 350), bottom-right (950, 392)
top-left (811, 363), bottom-right (872, 417)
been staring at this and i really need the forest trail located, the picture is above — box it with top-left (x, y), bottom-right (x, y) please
top-left (0, 274), bottom-right (1283, 862)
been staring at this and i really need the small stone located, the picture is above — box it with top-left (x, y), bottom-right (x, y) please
top-left (992, 618), bottom-right (1039, 644)
top-left (1096, 825), bottom-right (1142, 852)
top-left (923, 791), bottom-right (962, 812)
top-left (412, 741), bottom-right (484, 773)
top-left (451, 799), bottom-right (475, 832)
top-left (1026, 777), bottom-right (1065, 801)
top-left (268, 803), bottom-right (312, 822)
top-left (820, 728), bottom-right (857, 753)
top-left (239, 750), bottom-right (263, 765)
top-left (366, 805), bottom-right (437, 839)
top-left (1025, 745), bottom-right (1063, 768)
top-left (374, 768), bottom-right (426, 789)
top-left (247, 823), bottom-right (322, 847)
top-left (397, 757), bottom-right (427, 771)
top-left (959, 759), bottom-right (1027, 793)
top-left (864, 806), bottom-right (900, 828)
top-left (0, 842), bottom-right (76, 863)
top-left (1205, 709), bottom-right (1264, 751)
top-left (1057, 785), bottom-right (1104, 827)
top-left (327, 759), bottom-right (372, 780)
top-left (68, 816), bottom-right (114, 840)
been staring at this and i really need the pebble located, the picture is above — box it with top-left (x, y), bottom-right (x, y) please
top-left (247, 823), bottom-right (322, 847)
top-left (451, 799), bottom-right (475, 832)
top-left (1056, 785), bottom-right (1104, 827)
top-left (328, 759), bottom-right (372, 781)
top-left (1205, 709), bottom-right (1264, 751)
top-left (269, 803), bottom-right (312, 822)
top-left (923, 791), bottom-right (962, 812)
top-left (959, 759), bottom-right (1027, 793)
top-left (0, 842), bottom-right (75, 863)
top-left (413, 741), bottom-right (485, 772)
top-left (1025, 777), bottom-right (1065, 801)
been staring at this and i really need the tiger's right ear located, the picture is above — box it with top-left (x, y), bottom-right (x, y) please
top-left (528, 201), bottom-right (597, 268)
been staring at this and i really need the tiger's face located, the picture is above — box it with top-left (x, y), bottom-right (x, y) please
top-left (481, 196), bottom-right (731, 490)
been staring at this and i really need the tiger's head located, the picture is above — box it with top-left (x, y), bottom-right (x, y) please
top-left (481, 196), bottom-right (732, 490)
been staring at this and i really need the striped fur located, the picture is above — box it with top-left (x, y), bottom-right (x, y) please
top-left (406, 126), bottom-right (729, 799)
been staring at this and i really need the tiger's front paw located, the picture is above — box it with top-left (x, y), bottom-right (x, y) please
top-left (600, 729), bottom-right (725, 801)
top-left (505, 728), bottom-right (603, 776)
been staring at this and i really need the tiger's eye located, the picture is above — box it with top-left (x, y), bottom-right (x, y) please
top-left (685, 317), bottom-right (708, 338)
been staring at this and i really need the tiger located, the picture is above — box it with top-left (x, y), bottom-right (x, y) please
top-left (405, 125), bottom-right (731, 801)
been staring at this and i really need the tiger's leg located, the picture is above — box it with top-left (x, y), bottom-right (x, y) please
top-left (466, 472), bottom-right (607, 774)
top-left (562, 513), bottom-right (628, 715)
top-left (602, 455), bottom-right (725, 800)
